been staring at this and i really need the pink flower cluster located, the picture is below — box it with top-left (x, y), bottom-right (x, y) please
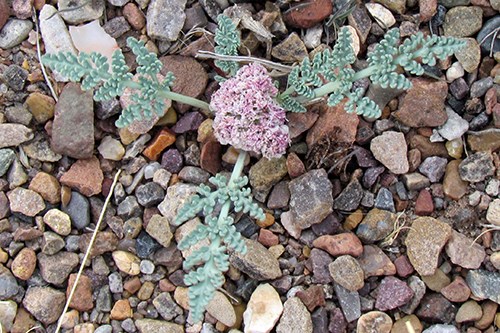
top-left (210, 63), bottom-right (289, 159)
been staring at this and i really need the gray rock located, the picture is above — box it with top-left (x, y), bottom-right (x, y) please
top-left (374, 187), bottom-right (394, 212)
top-left (459, 151), bottom-right (494, 182)
top-left (470, 77), bottom-right (493, 98)
top-left (7, 158), bottom-right (28, 189)
top-left (309, 248), bottom-right (333, 284)
top-left (329, 255), bottom-right (364, 292)
top-left (0, 264), bottom-right (19, 300)
top-left (443, 6), bottom-right (482, 37)
top-left (476, 16), bottom-right (500, 53)
top-left (0, 300), bottom-right (17, 332)
top-left (158, 183), bottom-right (198, 224)
top-left (0, 19), bottom-right (33, 49)
top-left (135, 182), bottom-right (165, 207)
top-left (276, 297), bottom-right (313, 333)
top-left (0, 149), bottom-right (15, 177)
top-left (418, 156), bottom-right (448, 183)
top-left (152, 292), bottom-right (183, 321)
top-left (63, 191), bottom-right (91, 230)
top-left (288, 169), bottom-right (333, 230)
top-left (3, 65), bottom-right (28, 91)
top-left (22, 136), bottom-right (62, 162)
top-left (356, 208), bottom-right (395, 244)
top-left (334, 283), bottom-right (361, 323)
top-left (38, 252), bottom-right (79, 285)
top-left (117, 196), bottom-right (142, 220)
top-left (41, 231), bottom-right (66, 255)
top-left (178, 166), bottom-right (210, 185)
top-left (230, 239), bottom-right (282, 281)
top-left (416, 293), bottom-right (456, 323)
top-left (103, 16), bottom-right (130, 38)
top-left (466, 270), bottom-right (500, 303)
top-left (108, 272), bottom-right (123, 293)
top-left (23, 286), bottom-right (65, 325)
top-left (0, 124), bottom-right (34, 149)
top-left (147, 0), bottom-right (186, 41)
top-left (400, 276), bottom-right (426, 314)
top-left (95, 325), bottom-right (113, 333)
top-left (58, 0), bottom-right (105, 24)
top-left (135, 319), bottom-right (183, 333)
top-left (249, 157), bottom-right (287, 202)
top-left (5, 104), bottom-right (32, 125)
top-left (333, 178), bottom-right (363, 211)
top-left (95, 286), bottom-right (112, 312)
top-left (51, 83), bottom-right (94, 159)
top-left (437, 107), bottom-right (468, 141)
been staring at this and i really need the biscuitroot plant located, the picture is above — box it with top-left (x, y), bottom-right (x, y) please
top-left (41, 14), bottom-right (465, 322)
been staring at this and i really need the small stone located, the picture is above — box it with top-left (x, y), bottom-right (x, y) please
top-left (283, 0), bottom-right (333, 29)
top-left (103, 16), bottom-right (130, 38)
top-left (171, 112), bottom-right (204, 134)
top-left (0, 149), bottom-right (15, 177)
top-left (123, 3), bottom-right (146, 30)
top-left (135, 319), bottom-right (183, 333)
top-left (329, 255), bottom-right (364, 291)
top-left (309, 249), bottom-right (333, 284)
top-left (110, 299), bottom-right (132, 320)
top-left (394, 255), bottom-right (414, 278)
top-left (421, 268), bottom-right (450, 292)
top-left (135, 182), bottom-right (164, 207)
top-left (468, 129), bottom-right (500, 152)
top-left (295, 285), bottom-right (325, 312)
top-left (98, 136), bottom-right (125, 161)
top-left (440, 276), bottom-right (470, 302)
top-left (58, 0), bottom-right (104, 23)
top-left (67, 274), bottom-right (93, 312)
top-left (38, 251), bottom-right (79, 285)
top-left (23, 286), bottom-right (65, 325)
top-left (392, 315), bottom-right (423, 333)
top-left (414, 189), bottom-right (434, 216)
top-left (153, 292), bottom-right (182, 321)
top-left (112, 251), bottom-right (140, 275)
top-left (475, 300), bottom-right (497, 329)
top-left (25, 92), bottom-right (55, 124)
top-left (357, 311), bottom-right (392, 333)
top-left (370, 131), bottom-right (409, 174)
top-left (146, 214), bottom-right (173, 247)
top-left (206, 291), bottom-right (236, 327)
top-left (366, 3), bottom-right (396, 28)
top-left (357, 245), bottom-right (396, 277)
top-left (276, 297), bottom-right (312, 333)
top-left (64, 191), bottom-right (91, 230)
top-left (178, 166), bottom-right (210, 184)
top-left (455, 38), bottom-right (481, 73)
top-left (42, 231), bottom-right (66, 255)
top-left (415, 293), bottom-right (456, 323)
top-left (230, 239), bottom-right (282, 281)
top-left (487, 199), bottom-right (500, 226)
top-left (356, 208), bottom-right (396, 243)
top-left (405, 217), bottom-right (452, 276)
top-left (7, 187), bottom-right (45, 217)
top-left (0, 300), bottom-right (17, 332)
top-left (400, 276), bottom-right (426, 314)
top-left (11, 248), bottom-right (36, 280)
top-left (60, 156), bottom-right (103, 196)
top-left (271, 32), bottom-right (308, 62)
top-left (446, 62), bottom-right (464, 81)
top-left (0, 19), bottom-right (33, 49)
top-left (334, 283), bottom-right (361, 323)
top-left (0, 124), bottom-right (34, 149)
top-left (51, 83), bottom-right (94, 159)
top-left (146, 0), bottom-right (186, 41)
top-left (476, 16), bottom-right (500, 53)
top-left (29, 172), bottom-right (61, 204)
top-left (312, 233), bottom-right (363, 257)
top-left (443, 160), bottom-right (468, 200)
top-left (0, 0), bottom-right (9, 29)
top-left (455, 300), bottom-right (482, 323)
top-left (418, 156), bottom-right (448, 183)
top-left (445, 230), bottom-right (485, 269)
top-left (117, 196), bottom-right (141, 220)
top-left (43, 209), bottom-right (71, 236)
top-left (443, 6), bottom-right (482, 37)
top-left (249, 157), bottom-right (287, 201)
top-left (466, 270), bottom-right (500, 303)
top-left (158, 183), bottom-right (198, 222)
top-left (4, 104), bottom-right (32, 126)
top-left (375, 276), bottom-right (414, 311)
top-left (333, 177), bottom-right (364, 211)
top-left (459, 151), bottom-right (494, 182)
top-left (422, 325), bottom-right (459, 333)
top-left (143, 128), bottom-right (176, 161)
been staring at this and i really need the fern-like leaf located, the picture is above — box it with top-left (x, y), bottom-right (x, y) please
top-left (214, 15), bottom-right (241, 76)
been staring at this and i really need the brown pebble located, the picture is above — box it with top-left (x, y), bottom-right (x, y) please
top-left (256, 213), bottom-right (275, 228)
top-left (11, 248), bottom-right (36, 280)
top-left (258, 229), bottom-right (279, 247)
top-left (110, 299), bottom-right (132, 320)
top-left (142, 128), bottom-right (176, 161)
top-left (67, 274), bottom-right (94, 312)
top-left (123, 276), bottom-right (141, 294)
top-left (123, 3), bottom-right (145, 30)
top-left (312, 233), bottom-right (363, 257)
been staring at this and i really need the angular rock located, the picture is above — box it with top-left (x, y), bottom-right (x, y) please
top-left (455, 300), bottom-right (482, 323)
top-left (38, 252), bottom-right (79, 285)
top-left (356, 208), bottom-right (396, 243)
top-left (375, 276), bottom-right (414, 311)
top-left (58, 0), bottom-right (105, 24)
top-left (0, 124), bottom-right (33, 149)
top-left (309, 249), bottom-right (333, 284)
top-left (135, 319), bottom-right (183, 333)
top-left (443, 5), bottom-right (482, 37)
top-left (416, 293), bottom-right (456, 323)
top-left (329, 255), bottom-right (364, 291)
top-left (23, 287), bottom-right (65, 325)
top-left (370, 131), bottom-right (409, 174)
top-left (334, 283), bottom-right (361, 323)
top-left (243, 283), bottom-right (283, 333)
top-left (312, 233), bottom-right (363, 257)
top-left (0, 300), bottom-right (16, 332)
top-left (0, 265), bottom-right (19, 299)
top-left (466, 270), bottom-right (500, 303)
top-left (440, 276), bottom-right (470, 303)
top-left (79, 232), bottom-right (119, 258)
top-left (467, 129), bottom-right (500, 152)
top-left (11, 248), bottom-right (36, 281)
top-left (458, 151), bottom-right (494, 182)
top-left (7, 187), bottom-right (45, 217)
top-left (357, 245), bottom-right (396, 277)
top-left (112, 250), bottom-right (140, 275)
top-left (158, 183), bottom-right (198, 223)
top-left (146, 0), bottom-right (186, 41)
top-left (249, 157), bottom-right (287, 201)
top-left (60, 156), bottom-right (103, 196)
top-left (0, 149), bottom-right (15, 177)
top-left (333, 178), bottom-right (363, 211)
top-left (206, 291), bottom-right (236, 327)
top-left (145, 214), bottom-right (173, 247)
top-left (276, 297), bottom-right (313, 333)
top-left (283, 0), bottom-right (333, 29)
top-left (445, 230), bottom-right (485, 269)
top-left (67, 274), bottom-right (93, 312)
top-left (29, 172), bottom-right (61, 204)
top-left (230, 239), bottom-right (282, 280)
top-left (271, 32), bottom-right (308, 62)
top-left (418, 156), bottom-right (448, 183)
top-left (64, 191), bottom-right (91, 229)
top-left (443, 160), bottom-right (468, 200)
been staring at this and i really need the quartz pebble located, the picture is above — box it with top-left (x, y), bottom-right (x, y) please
top-left (243, 284), bottom-right (283, 333)
top-left (370, 131), bottom-right (409, 174)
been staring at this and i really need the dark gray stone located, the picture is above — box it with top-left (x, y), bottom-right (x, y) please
top-left (136, 231), bottom-right (161, 258)
top-left (466, 270), bottom-right (500, 304)
top-left (153, 292), bottom-right (183, 320)
top-left (309, 248), bottom-right (333, 284)
top-left (374, 187), bottom-right (395, 212)
top-left (333, 178), bottom-right (363, 211)
top-left (334, 283), bottom-right (361, 323)
top-left (418, 156), bottom-right (448, 183)
top-left (117, 196), bottom-right (142, 220)
top-left (63, 191), bottom-right (91, 230)
top-left (178, 166), bottom-right (210, 185)
top-left (161, 149), bottom-right (183, 173)
top-left (459, 151), bottom-right (494, 182)
top-left (476, 16), bottom-right (500, 53)
top-left (0, 264), bottom-right (19, 299)
top-left (135, 182), bottom-right (165, 207)
top-left (0, 149), bottom-right (15, 177)
top-left (470, 77), bottom-right (494, 98)
top-left (3, 65), bottom-right (28, 91)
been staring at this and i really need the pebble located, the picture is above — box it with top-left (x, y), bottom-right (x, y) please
top-left (58, 0), bottom-right (105, 24)
top-left (455, 37), bottom-right (481, 73)
top-left (117, 195), bottom-right (142, 220)
top-left (415, 293), bottom-right (456, 323)
top-left (67, 274), bottom-right (93, 312)
top-left (25, 93), bottom-right (54, 124)
top-left (334, 283), bottom-right (361, 323)
top-left (423, 325), bottom-right (459, 333)
top-left (23, 136), bottom-right (62, 163)
top-left (418, 156), bottom-right (447, 183)
top-left (158, 182), bottom-right (198, 222)
top-left (0, 19), bottom-right (33, 49)
top-left (153, 292), bottom-right (183, 320)
top-left (421, 268), bottom-right (450, 292)
top-left (394, 255), bottom-right (414, 278)
top-left (3, 65), bottom-right (28, 92)
top-left (445, 230), bottom-right (485, 269)
top-left (0, 264), bottom-right (19, 299)
top-left (309, 249), bottom-right (333, 284)
top-left (249, 157), bottom-right (287, 201)
top-left (0, 300), bottom-right (17, 332)
top-left (7, 187), bottom-right (45, 217)
top-left (333, 177), bottom-right (364, 211)
top-left (466, 270), bottom-right (500, 303)
top-left (271, 32), bottom-right (308, 62)
top-left (443, 5), bottom-right (482, 37)
top-left (487, 199), bottom-right (500, 226)
top-left (11, 247), bottom-right (36, 280)
top-left (29, 172), bottom-right (61, 204)
top-left (312, 233), bottom-right (363, 257)
top-left (113, 251), bottom-right (141, 275)
top-left (400, 276), bottom-right (426, 314)
top-left (98, 136), bottom-right (125, 161)
top-left (147, 0), bottom-right (186, 41)
top-left (446, 62), bottom-right (464, 81)
top-left (405, 217), bottom-right (452, 276)
top-left (178, 166), bottom-right (210, 184)
top-left (282, 0), bottom-right (332, 28)
top-left (110, 299), bottom-right (132, 320)
top-left (205, 291), bottom-right (236, 327)
top-left (0, 0), bottom-right (9, 29)
top-left (42, 231), bottom-right (66, 255)
top-left (38, 251), bottom-right (79, 285)
top-left (23, 286), bottom-right (66, 325)
top-left (468, 128), bottom-right (500, 152)
top-left (145, 214), bottom-right (173, 247)
top-left (135, 319), bottom-right (183, 333)
top-left (303, 24), bottom-right (322, 49)
top-left (366, 3), bottom-right (396, 28)
top-left (370, 131), bottom-right (409, 174)
top-left (51, 83), bottom-right (94, 159)
top-left (295, 285), bottom-right (325, 312)
top-left (108, 272), bottom-right (123, 293)
top-left (0, 124), bottom-right (34, 149)
top-left (471, 77), bottom-right (493, 99)
top-left (135, 182), bottom-right (164, 207)
top-left (230, 239), bottom-right (282, 281)
top-left (79, 232), bottom-right (118, 258)
top-left (458, 151), bottom-right (494, 182)
top-left (414, 189), bottom-right (434, 216)
top-left (357, 245), bottom-right (396, 277)
top-left (437, 107), bottom-right (469, 141)
top-left (276, 297), bottom-right (312, 333)
top-left (440, 276), bottom-right (471, 302)
top-left (443, 160), bottom-right (468, 200)
top-left (476, 16), bottom-right (500, 53)
top-left (103, 16), bottom-right (130, 38)
top-left (455, 300), bottom-right (482, 323)
top-left (288, 169), bottom-right (333, 230)
top-left (329, 255), bottom-right (364, 291)
top-left (356, 208), bottom-right (396, 243)
top-left (123, 3), bottom-right (146, 30)
top-left (5, 105), bottom-right (31, 126)
top-left (0, 149), bottom-right (15, 177)
top-left (375, 276), bottom-right (414, 311)
top-left (475, 300), bottom-right (497, 329)
top-left (357, 311), bottom-right (392, 333)
top-left (64, 191), bottom-right (91, 229)
top-left (374, 187), bottom-right (394, 212)
top-left (43, 209), bottom-right (71, 236)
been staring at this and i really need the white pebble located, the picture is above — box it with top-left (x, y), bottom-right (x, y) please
top-left (366, 3), bottom-right (396, 29)
top-left (446, 62), bottom-right (465, 81)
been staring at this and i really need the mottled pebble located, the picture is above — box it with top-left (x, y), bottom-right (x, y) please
top-left (357, 311), bottom-right (392, 333)
top-left (23, 286), bottom-right (65, 325)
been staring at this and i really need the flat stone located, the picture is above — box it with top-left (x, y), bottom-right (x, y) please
top-left (466, 270), bottom-right (500, 303)
top-left (113, 250), bottom-right (140, 275)
top-left (152, 292), bottom-right (182, 321)
top-left (283, 0), bottom-right (333, 28)
top-left (418, 156), bottom-right (448, 183)
top-left (38, 251), bottom-right (79, 285)
top-left (443, 5), bottom-right (482, 37)
top-left (51, 83), bottom-right (94, 159)
top-left (476, 16), bottom-right (500, 53)
top-left (230, 239), bottom-right (282, 281)
top-left (370, 131), bottom-right (409, 174)
top-left (475, 300), bottom-right (498, 329)
top-left (123, 3), bottom-right (146, 30)
top-left (421, 268), bottom-right (450, 292)
top-left (333, 177), bottom-right (364, 211)
top-left (205, 291), bottom-right (236, 327)
top-left (67, 274), bottom-right (93, 312)
top-left (29, 171), bottom-right (61, 204)
top-left (455, 300), bottom-right (482, 323)
top-left (7, 187), bottom-right (45, 217)
top-left (296, 285), bottom-right (325, 312)
top-left (409, 134), bottom-right (449, 159)
top-left (437, 107), bottom-right (469, 140)
top-left (445, 230), bottom-right (485, 269)
top-left (394, 78), bottom-right (448, 128)
top-left (79, 232), bottom-right (118, 258)
top-left (422, 325), bottom-right (459, 333)
top-left (146, 0), bottom-right (186, 41)
top-left (60, 156), bottom-right (103, 196)
top-left (329, 255), bottom-right (364, 291)
top-left (0, 19), bottom-right (33, 49)
top-left (25, 92), bottom-right (55, 124)
top-left (22, 136), bottom-right (62, 162)
top-left (366, 3), bottom-right (396, 28)
top-left (42, 231), bottom-right (65, 255)
top-left (443, 160), bottom-right (468, 200)
top-left (400, 276), bottom-right (426, 314)
top-left (271, 32), bottom-right (308, 62)
top-left (158, 183), bottom-right (198, 223)
top-left (288, 169), bottom-right (333, 230)
top-left (58, 0), bottom-right (105, 24)
top-left (243, 283), bottom-right (283, 333)
top-left (276, 297), bottom-right (313, 333)
top-left (0, 124), bottom-right (33, 149)
top-left (0, 0), bottom-right (9, 29)
top-left (440, 276), bottom-right (470, 302)
top-left (98, 136), bottom-right (125, 161)
top-left (375, 276), bottom-right (414, 311)
top-left (135, 319), bottom-right (183, 333)
top-left (23, 286), bottom-right (65, 325)
top-left (309, 249), bottom-right (333, 284)
top-left (357, 244), bottom-right (396, 277)
top-left (405, 217), bottom-right (452, 276)
top-left (356, 208), bottom-right (396, 243)
top-left (467, 129), bottom-right (500, 152)
top-left (458, 151), bottom-right (494, 182)
top-left (249, 157), bottom-right (287, 201)
top-left (312, 233), bottom-right (363, 257)
top-left (146, 214), bottom-right (173, 247)
top-left (64, 191), bottom-right (91, 230)
top-left (43, 209), bottom-right (71, 236)
top-left (135, 182), bottom-right (164, 207)
top-left (334, 283), bottom-right (361, 323)
top-left (414, 189), bottom-right (434, 216)
top-left (110, 299), bottom-right (132, 320)
top-left (416, 293), bottom-right (456, 323)
top-left (357, 311), bottom-right (392, 333)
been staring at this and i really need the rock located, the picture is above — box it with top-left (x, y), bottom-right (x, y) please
top-left (416, 293), bottom-right (456, 323)
top-left (152, 292), bottom-right (182, 321)
top-left (443, 160), bottom-right (468, 200)
top-left (366, 3), bottom-right (396, 28)
top-left (123, 3), bottom-right (146, 30)
top-left (0, 124), bottom-right (33, 149)
top-left (471, 77), bottom-right (493, 99)
top-left (43, 209), bottom-right (72, 236)
top-left (392, 315), bottom-right (423, 333)
top-left (249, 157), bottom-right (287, 201)
top-left (329, 255), bottom-right (364, 291)
top-left (135, 182), bottom-right (164, 207)
top-left (334, 283), bottom-right (361, 323)
top-left (0, 300), bottom-right (16, 332)
top-left (0, 0), bottom-right (9, 30)
top-left (271, 32), bottom-right (308, 62)
top-left (374, 187), bottom-right (394, 212)
top-left (0, 19), bottom-right (33, 49)
top-left (440, 276), bottom-right (470, 302)
top-left (61, 156), bottom-right (103, 196)
top-left (7, 187), bottom-right (45, 217)
top-left (400, 276), bottom-right (426, 314)
top-left (147, 0), bottom-right (186, 41)
top-left (295, 285), bottom-right (325, 312)
top-left (58, 0), bottom-right (104, 23)
top-left (29, 172), bottom-right (61, 204)
top-left (243, 284), bottom-right (283, 333)
top-left (64, 191), bottom-right (91, 230)
top-left (3, 65), bottom-right (28, 91)
top-left (466, 270), bottom-right (500, 303)
top-left (487, 199), bottom-right (500, 226)
top-left (42, 231), bottom-right (66, 255)
top-left (67, 274), bottom-right (93, 312)
top-left (475, 300), bottom-right (497, 329)
top-left (23, 286), bottom-right (65, 325)
top-left (38, 251), bottom-right (79, 285)
top-left (0, 149), bottom-right (15, 177)
top-left (405, 217), bottom-right (451, 276)
top-left (458, 151), bottom-right (494, 182)
top-left (230, 239), bottom-right (282, 281)
top-left (421, 268), bottom-right (450, 292)
top-left (409, 134), bottom-right (448, 159)
top-left (135, 319), bottom-right (183, 333)
top-left (394, 255), bottom-right (414, 278)
top-left (158, 183), bottom-right (198, 222)
top-left (445, 230), bottom-right (485, 269)
top-left (333, 178), bottom-right (364, 211)
top-left (467, 129), bottom-right (500, 152)
top-left (370, 131), bottom-right (409, 174)
top-left (25, 92), bottom-right (55, 124)
top-left (443, 5), bottom-right (482, 37)
top-left (112, 251), bottom-right (140, 275)
top-left (0, 265), bottom-right (19, 299)
top-left (414, 189), bottom-right (434, 216)
top-left (79, 232), bottom-right (118, 258)
top-left (287, 169), bottom-right (333, 230)
top-left (312, 233), bottom-right (363, 257)
top-left (283, 0), bottom-right (333, 29)
top-left (375, 276), bottom-right (414, 311)
top-left (422, 325), bottom-right (459, 333)
top-left (22, 136), bottom-right (62, 163)
top-left (276, 297), bottom-right (312, 333)
top-left (357, 311), bottom-right (392, 333)
top-left (455, 300), bottom-right (482, 323)
top-left (476, 16), bottom-right (500, 53)
top-left (110, 299), bottom-right (132, 320)
top-left (357, 245), bottom-right (396, 277)
top-left (356, 208), bottom-right (396, 243)
top-left (309, 249), bottom-right (333, 284)
top-left (418, 156), bottom-right (447, 183)
top-left (436, 107), bottom-right (468, 140)
top-left (205, 291), bottom-right (236, 327)
top-left (51, 83), bottom-right (94, 159)
top-left (11, 248), bottom-right (36, 280)
top-left (394, 78), bottom-right (448, 127)
top-left (98, 136), bottom-right (125, 161)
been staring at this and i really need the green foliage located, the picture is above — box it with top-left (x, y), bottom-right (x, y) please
top-left (175, 173), bottom-right (264, 322)
top-left (214, 14), bottom-right (241, 78)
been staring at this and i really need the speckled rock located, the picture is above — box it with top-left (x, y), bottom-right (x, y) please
top-left (249, 157), bottom-right (287, 201)
top-left (416, 293), bottom-right (456, 323)
top-left (158, 183), bottom-right (198, 223)
top-left (329, 255), bottom-right (364, 291)
top-left (440, 276), bottom-right (470, 303)
top-left (455, 300), bottom-right (482, 323)
top-left (206, 291), bottom-right (236, 327)
top-left (466, 270), bottom-right (500, 303)
top-left (437, 107), bottom-right (469, 141)
top-left (38, 251), bottom-right (79, 285)
top-left (135, 319), bottom-right (183, 333)
top-left (146, 0), bottom-right (186, 41)
top-left (0, 300), bottom-right (16, 332)
top-left (243, 284), bottom-right (283, 333)
top-left (333, 177), bottom-right (364, 211)
top-left (29, 172), bottom-right (61, 204)
top-left (443, 6), bottom-right (482, 37)
top-left (375, 276), bottom-right (414, 311)
top-left (113, 251), bottom-right (140, 275)
top-left (0, 124), bottom-right (34, 149)
top-left (370, 131), bottom-right (409, 174)
top-left (0, 19), bottom-right (33, 49)
top-left (271, 32), bottom-right (308, 62)
top-left (445, 230), bottom-right (485, 269)
top-left (405, 217), bottom-right (452, 276)
top-left (357, 311), bottom-right (392, 333)
top-left (58, 0), bottom-right (105, 24)
top-left (0, 265), bottom-right (19, 299)
top-left (455, 38), bottom-right (481, 73)
top-left (23, 286), bottom-right (65, 325)
top-left (458, 151), bottom-right (494, 182)
top-left (487, 199), bottom-right (500, 226)
top-left (356, 208), bottom-right (396, 243)
top-left (7, 187), bottom-right (45, 217)
top-left (276, 297), bottom-right (313, 333)
top-left (0, 149), bottom-right (15, 177)
top-left (230, 239), bottom-right (282, 281)
top-left (312, 233), bottom-right (363, 257)
top-left (357, 245), bottom-right (396, 277)
top-left (11, 248), bottom-right (36, 281)
top-left (145, 214), bottom-right (172, 247)
top-left (422, 325), bottom-right (459, 333)
top-left (43, 209), bottom-right (72, 236)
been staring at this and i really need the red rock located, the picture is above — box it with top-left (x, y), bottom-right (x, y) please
top-left (200, 140), bottom-right (221, 175)
top-left (79, 232), bottom-right (118, 258)
top-left (60, 156), bottom-right (103, 197)
top-left (29, 171), bottom-right (61, 204)
top-left (415, 189), bottom-right (434, 216)
top-left (440, 276), bottom-right (471, 303)
top-left (258, 229), bottom-right (279, 247)
top-left (124, 277), bottom-right (141, 294)
top-left (394, 78), bottom-right (449, 128)
top-left (357, 245), bottom-right (396, 277)
top-left (283, 0), bottom-right (333, 29)
top-left (485, 87), bottom-right (497, 115)
top-left (296, 285), bottom-right (325, 312)
top-left (12, 0), bottom-right (31, 19)
top-left (287, 106), bottom-right (319, 139)
top-left (159, 279), bottom-right (176, 292)
top-left (394, 255), bottom-right (414, 278)
top-left (67, 274), bottom-right (93, 312)
top-left (123, 3), bottom-right (145, 30)
top-left (142, 128), bottom-right (176, 161)
top-left (11, 248), bottom-right (36, 280)
top-left (0, 0), bottom-right (10, 30)
top-left (286, 152), bottom-right (306, 178)
top-left (312, 233), bottom-right (363, 257)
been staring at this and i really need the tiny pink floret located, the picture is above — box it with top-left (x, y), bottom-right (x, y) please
top-left (210, 63), bottom-right (290, 159)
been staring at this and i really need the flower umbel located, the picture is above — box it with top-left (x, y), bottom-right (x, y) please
top-left (210, 63), bottom-right (289, 159)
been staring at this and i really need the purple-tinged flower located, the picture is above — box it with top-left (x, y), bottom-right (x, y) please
top-left (210, 63), bottom-right (290, 159)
